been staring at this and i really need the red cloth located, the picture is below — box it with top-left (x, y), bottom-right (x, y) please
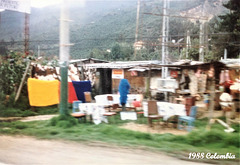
top-left (68, 82), bottom-right (78, 103)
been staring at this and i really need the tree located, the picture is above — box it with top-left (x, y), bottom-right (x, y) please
top-left (0, 52), bottom-right (27, 95)
top-left (111, 44), bottom-right (123, 60)
top-left (214, 0), bottom-right (240, 58)
top-left (89, 48), bottom-right (110, 60)
top-left (110, 43), bottom-right (133, 61)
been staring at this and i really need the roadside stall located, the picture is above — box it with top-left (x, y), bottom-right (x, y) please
top-left (220, 59), bottom-right (240, 118)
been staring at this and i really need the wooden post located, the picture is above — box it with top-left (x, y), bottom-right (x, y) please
top-left (206, 77), bottom-right (215, 130)
top-left (146, 65), bottom-right (152, 99)
top-left (15, 60), bottom-right (31, 102)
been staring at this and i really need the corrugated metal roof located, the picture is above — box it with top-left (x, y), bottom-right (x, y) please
top-left (220, 59), bottom-right (240, 68)
top-left (82, 60), bottom-right (161, 69)
top-left (72, 59), bottom-right (231, 70)
top-left (70, 58), bottom-right (109, 64)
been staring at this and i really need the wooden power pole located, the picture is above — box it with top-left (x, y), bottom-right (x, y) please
top-left (24, 13), bottom-right (30, 55)
top-left (134, 0), bottom-right (141, 59)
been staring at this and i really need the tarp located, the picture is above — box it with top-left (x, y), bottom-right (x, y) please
top-left (28, 78), bottom-right (60, 106)
top-left (72, 81), bottom-right (91, 103)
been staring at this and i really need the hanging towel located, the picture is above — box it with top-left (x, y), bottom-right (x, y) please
top-left (68, 82), bottom-right (78, 103)
top-left (72, 81), bottom-right (91, 103)
top-left (28, 78), bottom-right (60, 106)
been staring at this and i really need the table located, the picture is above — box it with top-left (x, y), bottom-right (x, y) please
top-left (79, 103), bottom-right (108, 125)
top-left (94, 94), bottom-right (143, 107)
top-left (143, 102), bottom-right (186, 121)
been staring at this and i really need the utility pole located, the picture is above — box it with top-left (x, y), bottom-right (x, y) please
top-left (59, 0), bottom-right (71, 115)
top-left (38, 45), bottom-right (40, 57)
top-left (204, 21), bottom-right (209, 56)
top-left (24, 13), bottom-right (30, 55)
top-left (161, 0), bottom-right (169, 78)
top-left (199, 0), bottom-right (209, 62)
top-left (199, 22), bottom-right (204, 62)
top-left (186, 30), bottom-right (191, 59)
top-left (134, 0), bottom-right (141, 59)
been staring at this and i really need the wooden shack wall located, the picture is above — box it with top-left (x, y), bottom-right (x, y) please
top-left (112, 69), bottom-right (146, 94)
top-left (112, 69), bottom-right (163, 94)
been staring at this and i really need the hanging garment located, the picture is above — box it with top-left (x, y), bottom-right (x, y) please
top-left (118, 79), bottom-right (130, 105)
top-left (224, 70), bottom-right (230, 82)
top-left (198, 74), bottom-right (207, 93)
top-left (188, 70), bottom-right (197, 96)
top-left (219, 70), bottom-right (225, 84)
top-left (68, 82), bottom-right (78, 103)
top-left (72, 81), bottom-right (91, 103)
top-left (28, 78), bottom-right (60, 106)
top-left (179, 74), bottom-right (186, 90)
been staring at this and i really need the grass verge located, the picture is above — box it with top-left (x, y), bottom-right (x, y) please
top-left (0, 115), bottom-right (239, 164)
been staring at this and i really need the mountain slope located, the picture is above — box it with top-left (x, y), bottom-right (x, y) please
top-left (0, 0), bottom-right (228, 59)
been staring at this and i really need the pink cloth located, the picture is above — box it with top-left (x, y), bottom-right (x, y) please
top-left (220, 71), bottom-right (225, 84)
top-left (132, 101), bottom-right (142, 108)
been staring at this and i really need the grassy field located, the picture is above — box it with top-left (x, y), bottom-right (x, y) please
top-left (0, 110), bottom-right (239, 164)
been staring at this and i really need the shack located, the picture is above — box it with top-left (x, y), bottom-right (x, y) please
top-left (79, 61), bottom-right (161, 96)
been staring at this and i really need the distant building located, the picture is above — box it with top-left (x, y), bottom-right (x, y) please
top-left (134, 41), bottom-right (145, 50)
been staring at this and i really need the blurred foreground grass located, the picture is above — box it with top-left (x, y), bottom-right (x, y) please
top-left (0, 114), bottom-right (239, 164)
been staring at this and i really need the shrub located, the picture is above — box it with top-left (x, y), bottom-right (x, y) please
top-left (15, 95), bottom-right (30, 110)
top-left (171, 129), bottom-right (239, 148)
top-left (49, 115), bottom-right (78, 128)
top-left (223, 133), bottom-right (240, 147)
top-left (0, 108), bottom-right (21, 117)
top-left (185, 131), bottom-right (206, 146)
top-left (14, 122), bottom-right (28, 129)
top-left (21, 110), bottom-right (36, 117)
top-left (50, 131), bottom-right (59, 135)
top-left (231, 124), bottom-right (240, 133)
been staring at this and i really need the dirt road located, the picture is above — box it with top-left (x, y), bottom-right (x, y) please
top-left (0, 135), bottom-right (210, 165)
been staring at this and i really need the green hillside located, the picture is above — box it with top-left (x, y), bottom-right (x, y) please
top-left (0, 0), bottom-right (227, 60)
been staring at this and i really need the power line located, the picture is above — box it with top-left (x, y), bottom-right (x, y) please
top-left (0, 32), bottom-right (238, 44)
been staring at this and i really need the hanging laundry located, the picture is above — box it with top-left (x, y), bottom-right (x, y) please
top-left (195, 69), bottom-right (201, 78)
top-left (219, 70), bottom-right (225, 84)
top-left (72, 81), bottom-right (91, 103)
top-left (198, 73), bottom-right (207, 93)
top-left (189, 70), bottom-right (198, 96)
top-left (219, 70), bottom-right (233, 93)
top-left (68, 82), bottom-right (78, 103)
top-left (224, 70), bottom-right (230, 82)
top-left (28, 78), bottom-right (60, 106)
top-left (180, 70), bottom-right (190, 90)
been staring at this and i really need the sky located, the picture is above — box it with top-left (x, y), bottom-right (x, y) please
top-left (31, 0), bottom-right (129, 8)
top-left (31, 0), bottom-right (62, 8)
top-left (30, 0), bottom-right (138, 8)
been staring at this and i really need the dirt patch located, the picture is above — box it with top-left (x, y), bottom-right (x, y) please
top-left (0, 135), bottom-right (210, 165)
top-left (0, 117), bottom-right (22, 122)
top-left (120, 122), bottom-right (189, 135)
top-left (0, 115), bottom-right (58, 123)
top-left (20, 114), bottom-right (57, 122)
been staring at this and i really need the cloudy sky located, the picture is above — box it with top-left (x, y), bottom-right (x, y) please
top-left (31, 0), bottom-right (134, 8)
top-left (31, 0), bottom-right (62, 8)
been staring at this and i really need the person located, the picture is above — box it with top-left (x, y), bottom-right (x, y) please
top-left (118, 79), bottom-right (130, 111)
